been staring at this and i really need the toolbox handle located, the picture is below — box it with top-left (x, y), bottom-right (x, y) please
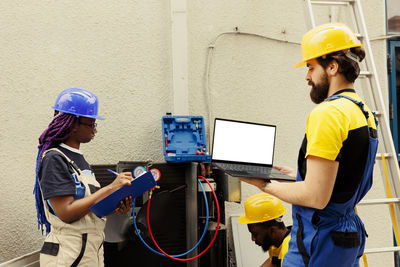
top-left (175, 117), bottom-right (191, 123)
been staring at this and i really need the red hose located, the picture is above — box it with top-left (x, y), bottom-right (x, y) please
top-left (146, 175), bottom-right (220, 261)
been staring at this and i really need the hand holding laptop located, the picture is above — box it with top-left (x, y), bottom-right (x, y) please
top-left (239, 177), bottom-right (270, 190)
top-left (240, 165), bottom-right (296, 190)
top-left (273, 165), bottom-right (296, 178)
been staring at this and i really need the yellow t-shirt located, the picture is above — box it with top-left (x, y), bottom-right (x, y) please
top-left (298, 90), bottom-right (377, 203)
top-left (305, 91), bottom-right (376, 160)
top-left (268, 231), bottom-right (291, 267)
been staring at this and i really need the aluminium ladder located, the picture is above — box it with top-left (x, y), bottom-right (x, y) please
top-left (304, 0), bottom-right (400, 264)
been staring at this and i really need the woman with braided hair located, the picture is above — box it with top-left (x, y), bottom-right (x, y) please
top-left (34, 88), bottom-right (133, 266)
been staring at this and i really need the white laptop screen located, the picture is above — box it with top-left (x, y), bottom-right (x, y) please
top-left (212, 119), bottom-right (276, 165)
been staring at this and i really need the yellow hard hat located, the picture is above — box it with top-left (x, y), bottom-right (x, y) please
top-left (238, 193), bottom-right (286, 224)
top-left (294, 22), bottom-right (362, 68)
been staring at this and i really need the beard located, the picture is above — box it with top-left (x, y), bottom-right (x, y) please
top-left (261, 239), bottom-right (273, 252)
top-left (309, 70), bottom-right (329, 104)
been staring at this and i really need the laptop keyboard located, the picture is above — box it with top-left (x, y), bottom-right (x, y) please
top-left (216, 162), bottom-right (290, 179)
top-left (218, 163), bottom-right (278, 174)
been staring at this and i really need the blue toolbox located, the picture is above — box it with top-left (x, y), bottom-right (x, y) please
top-left (162, 115), bottom-right (211, 163)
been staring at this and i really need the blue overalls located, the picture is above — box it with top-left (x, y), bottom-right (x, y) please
top-left (283, 95), bottom-right (378, 267)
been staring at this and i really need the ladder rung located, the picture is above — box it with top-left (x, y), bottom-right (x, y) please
top-left (310, 0), bottom-right (354, 6)
top-left (372, 110), bottom-right (381, 116)
top-left (355, 33), bottom-right (363, 39)
top-left (358, 198), bottom-right (400, 205)
top-left (376, 153), bottom-right (393, 158)
top-left (359, 71), bottom-right (372, 77)
top-left (364, 246), bottom-right (400, 254)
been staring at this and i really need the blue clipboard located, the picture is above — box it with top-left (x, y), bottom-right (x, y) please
top-left (90, 171), bottom-right (157, 218)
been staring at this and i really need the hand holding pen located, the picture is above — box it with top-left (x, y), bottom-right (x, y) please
top-left (107, 169), bottom-right (133, 214)
top-left (106, 169), bottom-right (133, 189)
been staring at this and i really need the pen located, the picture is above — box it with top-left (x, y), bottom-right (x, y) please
top-left (107, 169), bottom-right (119, 176)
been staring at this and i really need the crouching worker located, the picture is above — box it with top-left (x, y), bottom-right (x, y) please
top-left (34, 88), bottom-right (133, 266)
top-left (239, 193), bottom-right (291, 267)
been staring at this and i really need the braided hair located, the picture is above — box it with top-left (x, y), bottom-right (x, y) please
top-left (34, 112), bottom-right (77, 234)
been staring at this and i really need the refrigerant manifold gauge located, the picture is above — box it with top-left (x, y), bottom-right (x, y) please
top-left (150, 168), bottom-right (161, 182)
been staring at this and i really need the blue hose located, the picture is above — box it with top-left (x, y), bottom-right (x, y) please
top-left (132, 179), bottom-right (209, 257)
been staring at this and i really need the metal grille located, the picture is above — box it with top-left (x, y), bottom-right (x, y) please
top-left (91, 164), bottom-right (117, 187)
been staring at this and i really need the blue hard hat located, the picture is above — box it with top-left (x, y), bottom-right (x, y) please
top-left (52, 88), bottom-right (105, 120)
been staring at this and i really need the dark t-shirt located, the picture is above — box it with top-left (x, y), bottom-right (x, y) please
top-left (39, 145), bottom-right (92, 200)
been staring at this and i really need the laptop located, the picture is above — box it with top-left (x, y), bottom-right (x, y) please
top-left (211, 118), bottom-right (295, 181)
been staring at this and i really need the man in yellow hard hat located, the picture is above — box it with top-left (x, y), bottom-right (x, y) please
top-left (239, 193), bottom-right (291, 267)
top-left (241, 23), bottom-right (378, 267)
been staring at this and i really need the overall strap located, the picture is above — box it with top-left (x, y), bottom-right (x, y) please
top-left (43, 148), bottom-right (82, 176)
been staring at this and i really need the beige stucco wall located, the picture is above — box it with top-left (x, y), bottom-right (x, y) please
top-left (0, 0), bottom-right (394, 266)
